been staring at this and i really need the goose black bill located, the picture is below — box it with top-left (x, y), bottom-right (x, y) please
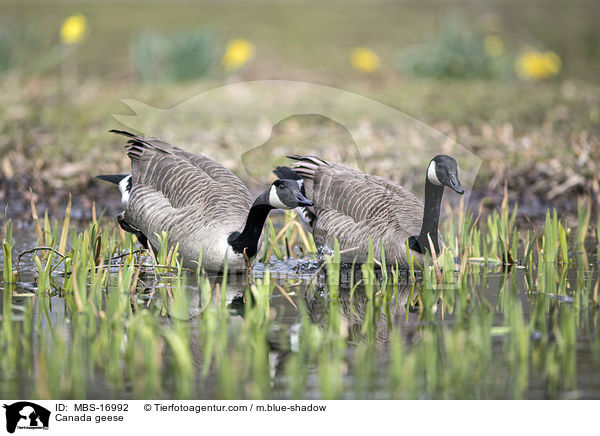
top-left (448, 174), bottom-right (464, 194)
top-left (296, 193), bottom-right (313, 207)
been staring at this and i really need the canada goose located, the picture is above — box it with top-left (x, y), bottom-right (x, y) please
top-left (274, 154), bottom-right (464, 267)
top-left (99, 130), bottom-right (312, 272)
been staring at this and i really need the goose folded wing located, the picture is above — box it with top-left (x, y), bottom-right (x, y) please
top-left (310, 164), bottom-right (423, 231)
top-left (128, 138), bottom-right (252, 213)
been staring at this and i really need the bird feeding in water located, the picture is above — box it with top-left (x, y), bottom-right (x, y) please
top-left (98, 130), bottom-right (312, 272)
top-left (274, 154), bottom-right (464, 267)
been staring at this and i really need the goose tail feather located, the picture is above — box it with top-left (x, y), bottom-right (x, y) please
top-left (109, 129), bottom-right (137, 138)
top-left (286, 154), bottom-right (329, 180)
top-left (96, 174), bottom-right (129, 185)
top-left (110, 130), bottom-right (171, 164)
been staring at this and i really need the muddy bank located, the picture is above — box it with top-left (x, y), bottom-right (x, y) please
top-left (2, 163), bottom-right (597, 227)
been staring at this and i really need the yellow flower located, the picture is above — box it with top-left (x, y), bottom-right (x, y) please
top-left (543, 51), bottom-right (562, 75)
top-left (484, 35), bottom-right (504, 57)
top-left (60, 14), bottom-right (87, 45)
top-left (516, 50), bottom-right (562, 80)
top-left (350, 47), bottom-right (380, 73)
top-left (222, 38), bottom-right (254, 72)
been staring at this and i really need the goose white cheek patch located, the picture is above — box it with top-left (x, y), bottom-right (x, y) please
top-left (427, 161), bottom-right (442, 186)
top-left (269, 185), bottom-right (288, 209)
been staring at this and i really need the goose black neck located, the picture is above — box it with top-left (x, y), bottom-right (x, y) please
top-left (228, 192), bottom-right (273, 258)
top-left (414, 180), bottom-right (444, 255)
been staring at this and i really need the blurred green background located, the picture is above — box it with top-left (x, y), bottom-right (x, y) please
top-left (1, 0), bottom-right (598, 218)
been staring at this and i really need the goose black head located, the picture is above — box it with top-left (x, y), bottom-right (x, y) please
top-left (268, 179), bottom-right (313, 209)
top-left (426, 155), bottom-right (464, 194)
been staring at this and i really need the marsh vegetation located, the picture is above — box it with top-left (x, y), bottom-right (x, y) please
top-left (1, 195), bottom-right (599, 399)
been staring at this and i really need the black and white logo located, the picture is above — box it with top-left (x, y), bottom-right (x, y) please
top-left (3, 402), bottom-right (50, 433)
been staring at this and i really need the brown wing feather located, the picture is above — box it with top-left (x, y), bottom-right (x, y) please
top-left (289, 155), bottom-right (435, 265)
top-left (111, 131), bottom-right (252, 263)
top-left (112, 130), bottom-right (251, 212)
